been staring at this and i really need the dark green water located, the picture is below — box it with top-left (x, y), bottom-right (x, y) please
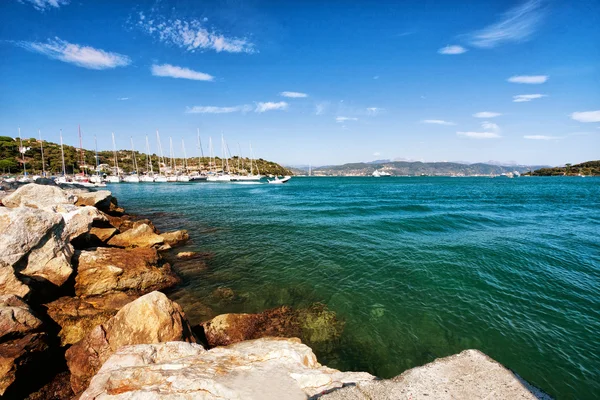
top-left (108, 177), bottom-right (600, 399)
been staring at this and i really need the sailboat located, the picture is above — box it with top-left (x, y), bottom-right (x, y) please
top-left (207, 135), bottom-right (232, 182)
top-left (233, 142), bottom-right (261, 181)
top-left (55, 129), bottom-right (70, 184)
top-left (140, 135), bottom-right (155, 182)
top-left (190, 128), bottom-right (207, 181)
top-left (123, 137), bottom-right (140, 183)
top-left (167, 137), bottom-right (178, 182)
top-left (17, 128), bottom-right (32, 183)
top-left (106, 132), bottom-right (122, 183)
top-left (154, 130), bottom-right (168, 182)
top-left (89, 135), bottom-right (105, 186)
top-left (39, 129), bottom-right (46, 178)
top-left (177, 139), bottom-right (190, 182)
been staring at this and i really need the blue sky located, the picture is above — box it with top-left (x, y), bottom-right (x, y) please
top-left (1, 0), bottom-right (598, 166)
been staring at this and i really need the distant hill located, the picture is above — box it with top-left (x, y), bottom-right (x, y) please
top-left (0, 136), bottom-right (292, 176)
top-left (527, 161), bottom-right (600, 176)
top-left (310, 161), bottom-right (550, 177)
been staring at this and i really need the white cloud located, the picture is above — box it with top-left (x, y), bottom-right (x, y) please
top-left (524, 135), bottom-right (559, 140)
top-left (513, 94), bottom-right (546, 102)
top-left (185, 105), bottom-right (252, 114)
top-left (367, 107), bottom-right (384, 116)
top-left (473, 111), bottom-right (502, 118)
top-left (136, 14), bottom-right (254, 54)
top-left (255, 101), bottom-right (288, 113)
top-left (151, 64), bottom-right (214, 81)
top-left (457, 131), bottom-right (501, 139)
top-left (570, 110), bottom-right (600, 123)
top-left (336, 116), bottom-right (358, 123)
top-left (373, 75), bottom-right (380, 80)
top-left (118, 97), bottom-right (129, 101)
top-left (507, 75), bottom-right (548, 84)
top-left (481, 121), bottom-right (500, 132)
top-left (466, 0), bottom-right (545, 48)
top-left (373, 152), bottom-right (381, 156)
top-left (422, 119), bottom-right (456, 126)
top-left (315, 102), bottom-right (329, 115)
top-left (438, 45), bottom-right (467, 55)
top-left (20, 0), bottom-right (69, 11)
top-left (13, 37), bottom-right (130, 69)
top-left (280, 91), bottom-right (308, 98)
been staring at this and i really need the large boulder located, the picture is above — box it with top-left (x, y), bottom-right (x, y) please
top-left (202, 304), bottom-right (345, 351)
top-left (0, 333), bottom-right (49, 397)
top-left (0, 207), bottom-right (63, 268)
top-left (107, 223), bottom-right (165, 248)
top-left (0, 295), bottom-right (43, 341)
top-left (20, 230), bottom-right (74, 287)
top-left (1, 184), bottom-right (76, 209)
top-left (66, 291), bottom-right (196, 394)
top-left (45, 292), bottom-right (137, 346)
top-left (160, 230), bottom-right (190, 247)
top-left (319, 349), bottom-right (552, 400)
top-left (70, 189), bottom-right (112, 211)
top-left (74, 247), bottom-right (179, 297)
top-left (58, 205), bottom-right (107, 243)
top-left (80, 337), bottom-right (375, 400)
top-left (0, 268), bottom-right (30, 298)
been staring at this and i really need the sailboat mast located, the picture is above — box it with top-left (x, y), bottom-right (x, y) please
top-left (112, 132), bottom-right (119, 175)
top-left (197, 128), bottom-right (204, 171)
top-left (94, 135), bottom-right (99, 176)
top-left (39, 129), bottom-right (45, 177)
top-left (156, 130), bottom-right (164, 176)
top-left (78, 125), bottom-right (85, 175)
top-left (181, 139), bottom-right (188, 173)
top-left (60, 129), bottom-right (66, 176)
top-left (130, 137), bottom-right (138, 175)
top-left (145, 135), bottom-right (151, 174)
top-left (18, 127), bottom-right (27, 176)
top-left (169, 137), bottom-right (174, 172)
top-left (209, 137), bottom-right (213, 173)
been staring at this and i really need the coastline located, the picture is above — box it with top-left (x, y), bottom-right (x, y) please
top-left (0, 181), bottom-right (553, 399)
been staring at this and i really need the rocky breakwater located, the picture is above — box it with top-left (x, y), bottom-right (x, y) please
top-left (0, 182), bottom-right (189, 398)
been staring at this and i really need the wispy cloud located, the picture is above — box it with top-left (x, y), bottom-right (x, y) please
top-left (118, 97), bottom-right (129, 101)
top-left (465, 0), bottom-right (545, 48)
top-left (481, 121), bottom-right (501, 132)
top-left (136, 12), bottom-right (255, 54)
top-left (12, 37), bottom-right (130, 69)
top-left (20, 0), bottom-right (69, 11)
top-left (513, 94), bottom-right (546, 102)
top-left (255, 101), bottom-right (288, 113)
top-left (315, 102), bottom-right (329, 115)
top-left (507, 75), bottom-right (548, 84)
top-left (438, 45), bottom-right (467, 55)
top-left (570, 110), bottom-right (600, 123)
top-left (373, 152), bottom-right (381, 156)
top-left (280, 91), bottom-right (308, 98)
top-left (185, 105), bottom-right (252, 114)
top-left (457, 131), bottom-right (501, 139)
top-left (473, 111), bottom-right (502, 118)
top-left (151, 64), bottom-right (214, 81)
top-left (367, 107), bottom-right (384, 116)
top-left (524, 135), bottom-right (559, 140)
top-left (336, 116), bottom-right (358, 123)
top-left (421, 119), bottom-right (455, 126)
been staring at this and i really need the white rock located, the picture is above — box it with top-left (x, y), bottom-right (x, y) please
top-left (1, 184), bottom-right (76, 209)
top-left (80, 337), bottom-right (375, 400)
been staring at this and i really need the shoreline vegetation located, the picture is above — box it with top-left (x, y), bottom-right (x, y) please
top-left (0, 135), bottom-right (292, 177)
top-left (0, 181), bottom-right (553, 399)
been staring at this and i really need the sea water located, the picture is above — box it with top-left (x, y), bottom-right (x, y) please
top-left (108, 177), bottom-right (600, 398)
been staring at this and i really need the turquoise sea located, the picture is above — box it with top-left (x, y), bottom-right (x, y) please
top-left (108, 177), bottom-right (600, 399)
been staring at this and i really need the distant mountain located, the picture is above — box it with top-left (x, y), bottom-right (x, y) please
top-left (528, 160), bottom-right (600, 176)
top-left (311, 161), bottom-right (551, 177)
top-left (366, 159), bottom-right (391, 164)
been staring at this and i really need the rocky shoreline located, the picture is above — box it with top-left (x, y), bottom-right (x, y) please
top-left (0, 182), bottom-right (551, 399)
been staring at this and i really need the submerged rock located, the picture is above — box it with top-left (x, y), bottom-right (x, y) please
top-left (0, 295), bottom-right (43, 341)
top-left (80, 337), bottom-right (375, 400)
top-left (45, 292), bottom-right (137, 346)
top-left (202, 303), bottom-right (344, 351)
top-left (107, 223), bottom-right (165, 248)
top-left (319, 349), bottom-right (552, 400)
top-left (1, 184), bottom-right (76, 209)
top-left (66, 291), bottom-right (196, 394)
top-left (74, 247), bottom-right (179, 297)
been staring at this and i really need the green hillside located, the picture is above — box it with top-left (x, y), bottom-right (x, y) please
top-left (526, 161), bottom-right (600, 176)
top-left (0, 136), bottom-right (291, 176)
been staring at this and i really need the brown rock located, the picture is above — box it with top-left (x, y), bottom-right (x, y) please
top-left (103, 213), bottom-right (131, 231)
top-left (107, 223), bottom-right (165, 248)
top-left (66, 291), bottom-right (196, 394)
top-left (132, 219), bottom-right (157, 232)
top-left (202, 303), bottom-right (344, 350)
top-left (89, 226), bottom-right (118, 243)
top-left (0, 333), bottom-right (48, 396)
top-left (59, 205), bottom-right (107, 243)
top-left (0, 268), bottom-right (30, 299)
top-left (176, 251), bottom-right (197, 259)
top-left (74, 247), bottom-right (180, 297)
top-left (69, 189), bottom-right (112, 211)
top-left (26, 371), bottom-right (74, 400)
top-left (1, 184), bottom-right (76, 209)
top-left (0, 295), bottom-right (43, 341)
top-left (160, 230), bottom-right (190, 247)
top-left (45, 292), bottom-right (137, 346)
